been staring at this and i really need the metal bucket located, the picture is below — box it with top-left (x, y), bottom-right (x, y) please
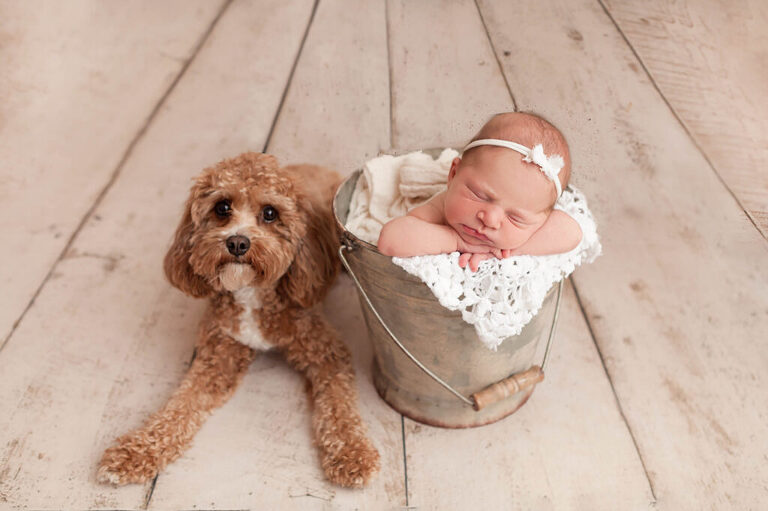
top-left (333, 154), bottom-right (563, 428)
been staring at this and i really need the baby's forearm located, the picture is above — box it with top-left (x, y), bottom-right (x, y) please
top-left (377, 216), bottom-right (460, 257)
top-left (512, 235), bottom-right (572, 256)
top-left (512, 210), bottom-right (582, 256)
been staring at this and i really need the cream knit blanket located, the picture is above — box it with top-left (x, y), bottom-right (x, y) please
top-left (345, 149), bottom-right (457, 244)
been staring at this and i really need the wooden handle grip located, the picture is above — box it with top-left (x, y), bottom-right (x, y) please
top-left (471, 366), bottom-right (544, 411)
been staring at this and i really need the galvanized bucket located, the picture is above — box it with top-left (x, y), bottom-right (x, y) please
top-left (333, 153), bottom-right (563, 428)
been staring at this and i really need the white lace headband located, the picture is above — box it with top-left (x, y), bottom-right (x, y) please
top-left (463, 138), bottom-right (564, 197)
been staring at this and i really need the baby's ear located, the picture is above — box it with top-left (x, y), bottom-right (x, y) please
top-left (448, 157), bottom-right (461, 182)
top-left (163, 201), bottom-right (213, 298)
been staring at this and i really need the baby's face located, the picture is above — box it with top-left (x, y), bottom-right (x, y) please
top-left (444, 148), bottom-right (555, 250)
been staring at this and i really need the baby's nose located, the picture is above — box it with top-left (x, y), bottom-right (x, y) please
top-left (478, 207), bottom-right (503, 228)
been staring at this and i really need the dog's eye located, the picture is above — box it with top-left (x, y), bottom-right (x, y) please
top-left (261, 205), bottom-right (278, 223)
top-left (214, 200), bottom-right (232, 218)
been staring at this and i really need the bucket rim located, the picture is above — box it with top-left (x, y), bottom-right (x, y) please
top-left (332, 169), bottom-right (380, 253)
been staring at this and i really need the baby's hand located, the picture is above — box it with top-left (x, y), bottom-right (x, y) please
top-left (458, 248), bottom-right (515, 272)
top-left (458, 252), bottom-right (493, 272)
top-left (455, 234), bottom-right (518, 271)
top-left (456, 237), bottom-right (498, 256)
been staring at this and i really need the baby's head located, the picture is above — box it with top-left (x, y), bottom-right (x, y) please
top-left (461, 112), bottom-right (572, 205)
top-left (444, 112), bottom-right (572, 250)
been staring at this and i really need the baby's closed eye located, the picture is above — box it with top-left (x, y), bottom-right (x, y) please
top-left (467, 186), bottom-right (488, 201)
top-left (507, 214), bottom-right (534, 227)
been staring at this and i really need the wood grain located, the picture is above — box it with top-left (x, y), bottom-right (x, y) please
top-left (387, 0), bottom-right (514, 151)
top-left (0, 0), bottom-right (314, 507)
top-left (266, 0), bottom-right (391, 175)
top-left (479, 0), bottom-right (768, 507)
top-left (404, 282), bottom-right (654, 509)
top-left (602, 0), bottom-right (768, 238)
top-left (146, 0), bottom-right (405, 508)
top-left (387, 0), bottom-right (653, 508)
top-left (0, 0), bottom-right (226, 347)
top-left (1, 0), bottom-right (764, 507)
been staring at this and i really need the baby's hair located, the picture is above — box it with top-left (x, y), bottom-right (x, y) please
top-left (466, 111), bottom-right (572, 199)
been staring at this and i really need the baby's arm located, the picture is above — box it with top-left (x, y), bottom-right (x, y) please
top-left (461, 211), bottom-right (581, 271)
top-left (511, 210), bottom-right (582, 256)
top-left (377, 201), bottom-right (461, 257)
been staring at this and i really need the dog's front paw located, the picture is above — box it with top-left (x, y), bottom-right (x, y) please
top-left (96, 434), bottom-right (163, 485)
top-left (322, 437), bottom-right (381, 488)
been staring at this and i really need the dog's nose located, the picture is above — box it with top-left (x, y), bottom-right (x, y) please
top-left (226, 235), bottom-right (250, 256)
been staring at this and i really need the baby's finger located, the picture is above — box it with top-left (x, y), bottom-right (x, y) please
top-left (469, 253), bottom-right (487, 272)
top-left (501, 249), bottom-right (512, 258)
top-left (458, 253), bottom-right (471, 268)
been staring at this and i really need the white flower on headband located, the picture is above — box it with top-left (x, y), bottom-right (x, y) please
top-left (523, 144), bottom-right (564, 183)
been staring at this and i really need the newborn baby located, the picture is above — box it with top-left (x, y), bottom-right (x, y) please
top-left (377, 112), bottom-right (582, 271)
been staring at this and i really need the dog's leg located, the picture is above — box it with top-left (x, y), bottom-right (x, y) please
top-left (277, 311), bottom-right (381, 488)
top-left (97, 332), bottom-right (254, 485)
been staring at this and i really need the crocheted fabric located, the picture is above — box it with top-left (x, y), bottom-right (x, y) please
top-left (392, 186), bottom-right (601, 350)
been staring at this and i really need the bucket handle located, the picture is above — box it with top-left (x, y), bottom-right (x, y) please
top-left (339, 243), bottom-right (564, 411)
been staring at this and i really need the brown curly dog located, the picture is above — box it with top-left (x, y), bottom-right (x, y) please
top-left (97, 152), bottom-right (380, 488)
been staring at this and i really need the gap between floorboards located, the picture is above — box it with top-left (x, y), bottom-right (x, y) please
top-left (595, 0), bottom-right (766, 243)
top-left (0, 0), bottom-right (235, 358)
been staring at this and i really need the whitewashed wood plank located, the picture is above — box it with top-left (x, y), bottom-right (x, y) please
top-left (0, 0), bottom-right (226, 347)
top-left (148, 1), bottom-right (405, 508)
top-left (602, 0), bottom-right (768, 237)
top-left (148, 279), bottom-right (405, 509)
top-left (0, 0), bottom-right (314, 507)
top-left (387, 0), bottom-right (653, 507)
top-left (387, 0), bottom-right (514, 151)
top-left (404, 283), bottom-right (653, 509)
top-left (479, 0), bottom-right (768, 507)
top-left (267, 0), bottom-right (391, 175)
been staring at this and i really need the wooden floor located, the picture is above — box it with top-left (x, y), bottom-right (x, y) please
top-left (1, 0), bottom-right (766, 509)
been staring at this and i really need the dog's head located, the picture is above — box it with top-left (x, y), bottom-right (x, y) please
top-left (163, 152), bottom-right (339, 307)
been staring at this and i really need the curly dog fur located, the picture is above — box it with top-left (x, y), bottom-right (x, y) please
top-left (97, 152), bottom-right (380, 488)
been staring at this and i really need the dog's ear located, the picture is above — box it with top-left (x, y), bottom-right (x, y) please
top-left (278, 199), bottom-right (339, 308)
top-left (163, 201), bottom-right (212, 298)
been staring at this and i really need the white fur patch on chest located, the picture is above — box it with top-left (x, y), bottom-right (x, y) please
top-left (229, 287), bottom-right (272, 351)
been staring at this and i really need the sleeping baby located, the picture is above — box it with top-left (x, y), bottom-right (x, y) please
top-left (377, 112), bottom-right (583, 271)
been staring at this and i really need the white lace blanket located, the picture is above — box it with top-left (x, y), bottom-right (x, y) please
top-left (345, 150), bottom-right (602, 350)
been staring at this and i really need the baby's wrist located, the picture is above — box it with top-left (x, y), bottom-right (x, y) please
top-left (456, 240), bottom-right (495, 255)
top-left (452, 231), bottom-right (466, 253)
